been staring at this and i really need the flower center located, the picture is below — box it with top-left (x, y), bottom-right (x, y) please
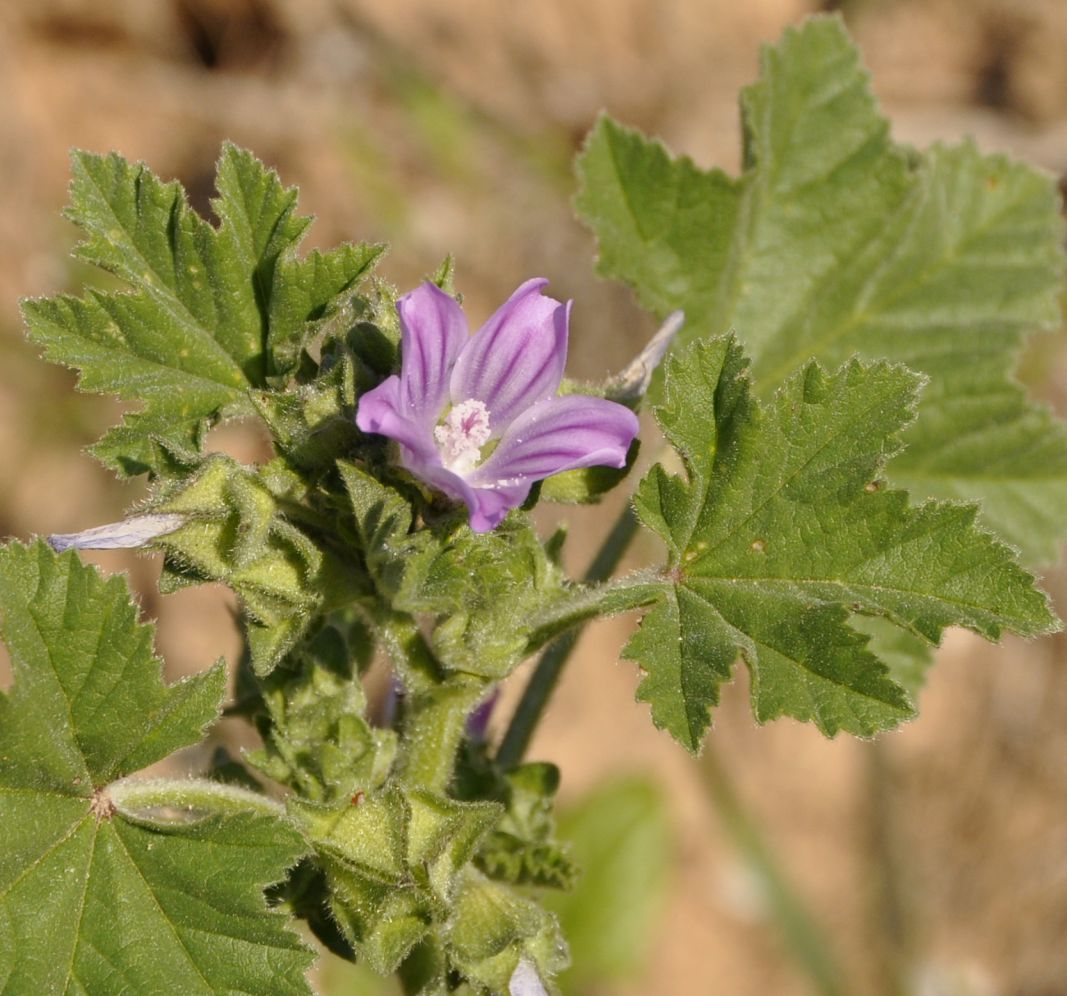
top-left (434, 399), bottom-right (491, 474)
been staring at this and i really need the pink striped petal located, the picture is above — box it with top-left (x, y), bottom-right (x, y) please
top-left (397, 282), bottom-right (469, 420)
top-left (416, 461), bottom-right (530, 533)
top-left (450, 279), bottom-right (569, 433)
top-left (356, 375), bottom-right (437, 462)
top-left (468, 395), bottom-right (638, 489)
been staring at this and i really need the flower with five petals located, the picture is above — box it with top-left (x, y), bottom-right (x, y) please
top-left (356, 279), bottom-right (639, 532)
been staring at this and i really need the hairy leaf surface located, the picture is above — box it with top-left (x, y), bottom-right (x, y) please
top-left (0, 541), bottom-right (312, 993)
top-left (624, 339), bottom-right (1056, 750)
top-left (23, 145), bottom-right (381, 477)
top-left (150, 455), bottom-right (370, 674)
top-left (576, 16), bottom-right (1067, 565)
top-left (340, 462), bottom-right (570, 679)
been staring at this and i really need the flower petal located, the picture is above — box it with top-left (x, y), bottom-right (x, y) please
top-left (48, 514), bottom-right (187, 552)
top-left (450, 278), bottom-right (569, 433)
top-left (509, 959), bottom-right (548, 996)
top-left (468, 395), bottom-right (639, 488)
top-left (356, 375), bottom-right (437, 461)
top-left (468, 483), bottom-right (530, 532)
top-left (416, 461), bottom-right (529, 533)
top-left (397, 282), bottom-right (469, 419)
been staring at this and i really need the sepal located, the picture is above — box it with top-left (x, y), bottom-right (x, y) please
top-left (246, 624), bottom-right (396, 802)
top-left (148, 454), bottom-right (370, 674)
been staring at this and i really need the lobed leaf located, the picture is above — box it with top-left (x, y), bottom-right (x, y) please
top-left (269, 243), bottom-right (386, 377)
top-left (624, 339), bottom-right (1057, 750)
top-left (576, 16), bottom-right (1067, 566)
top-left (0, 541), bottom-right (312, 994)
top-left (23, 145), bottom-right (381, 477)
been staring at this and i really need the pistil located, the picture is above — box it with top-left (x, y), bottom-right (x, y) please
top-left (434, 398), bottom-right (491, 473)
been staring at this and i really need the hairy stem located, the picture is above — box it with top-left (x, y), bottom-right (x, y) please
top-left (522, 570), bottom-right (661, 657)
top-left (379, 611), bottom-right (447, 694)
top-left (401, 678), bottom-right (486, 793)
top-left (109, 776), bottom-right (287, 820)
top-left (381, 610), bottom-right (486, 793)
top-left (497, 504), bottom-right (640, 768)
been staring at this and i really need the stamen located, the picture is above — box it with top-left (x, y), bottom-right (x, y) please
top-left (434, 399), bottom-right (491, 473)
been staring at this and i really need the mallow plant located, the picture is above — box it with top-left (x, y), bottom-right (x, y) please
top-left (2, 15), bottom-right (1065, 995)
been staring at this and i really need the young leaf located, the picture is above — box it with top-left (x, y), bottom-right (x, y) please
top-left (625, 338), bottom-right (1057, 751)
top-left (292, 784), bottom-right (507, 978)
top-left (576, 16), bottom-right (1067, 564)
top-left (445, 868), bottom-right (568, 995)
top-left (452, 748), bottom-right (577, 890)
top-left (339, 460), bottom-right (416, 597)
top-left (0, 541), bottom-right (312, 993)
top-left (22, 145), bottom-right (381, 477)
top-left (268, 242), bottom-right (386, 378)
top-left (340, 462), bottom-right (572, 680)
top-left (247, 625), bottom-right (398, 803)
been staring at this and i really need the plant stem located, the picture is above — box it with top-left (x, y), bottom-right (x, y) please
top-left (401, 679), bottom-right (485, 793)
top-left (497, 504), bottom-right (640, 769)
top-left (700, 744), bottom-right (846, 996)
top-left (381, 610), bottom-right (485, 793)
top-left (109, 776), bottom-right (287, 820)
top-left (379, 611), bottom-right (447, 694)
top-left (522, 570), bottom-right (661, 657)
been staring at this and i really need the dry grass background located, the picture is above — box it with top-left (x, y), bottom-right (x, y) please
top-left (2, 1), bottom-right (1067, 993)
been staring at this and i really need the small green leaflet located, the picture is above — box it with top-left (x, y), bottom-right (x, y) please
top-left (576, 15), bottom-right (1067, 566)
top-left (624, 338), bottom-right (1057, 751)
top-left (0, 541), bottom-right (312, 993)
top-left (22, 144), bottom-right (382, 477)
top-left (452, 751), bottom-right (577, 890)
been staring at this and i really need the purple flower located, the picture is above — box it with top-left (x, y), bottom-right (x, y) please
top-left (356, 279), bottom-right (639, 532)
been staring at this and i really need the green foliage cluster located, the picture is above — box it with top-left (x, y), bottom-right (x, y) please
top-left (2, 14), bottom-right (1062, 995)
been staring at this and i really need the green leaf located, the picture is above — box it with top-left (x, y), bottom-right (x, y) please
top-left (340, 461), bottom-right (573, 681)
top-left (0, 540), bottom-right (312, 994)
top-left (576, 16), bottom-right (1067, 564)
top-left (850, 615), bottom-right (933, 702)
top-left (453, 748), bottom-right (577, 890)
top-left (23, 144), bottom-right (381, 477)
top-left (446, 868), bottom-right (568, 995)
top-left (268, 242), bottom-right (386, 377)
top-left (247, 625), bottom-right (397, 803)
top-left (625, 339), bottom-right (1056, 750)
top-left (339, 460), bottom-right (416, 597)
top-left (544, 777), bottom-right (671, 994)
top-left (292, 784), bottom-right (503, 977)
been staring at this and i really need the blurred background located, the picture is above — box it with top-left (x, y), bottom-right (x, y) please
top-left (2, 1), bottom-right (1067, 993)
